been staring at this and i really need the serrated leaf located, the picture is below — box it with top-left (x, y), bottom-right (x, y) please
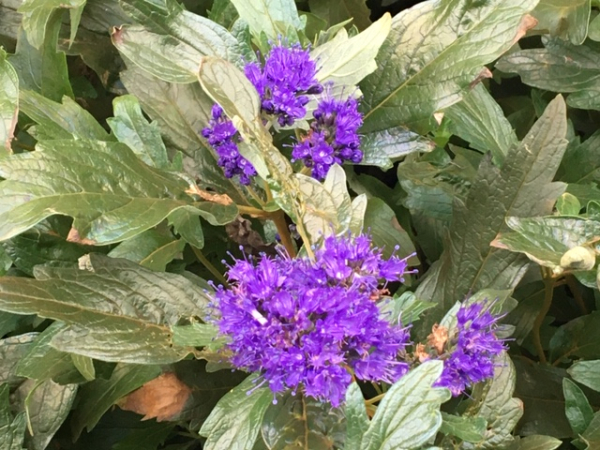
top-left (107, 94), bottom-right (170, 169)
top-left (0, 254), bottom-right (210, 364)
top-left (0, 139), bottom-right (237, 244)
top-left (444, 84), bottom-right (518, 165)
top-left (360, 0), bottom-right (538, 133)
top-left (71, 363), bottom-right (161, 438)
top-left (497, 38), bottom-right (600, 111)
top-left (359, 126), bottom-right (435, 170)
top-left (8, 11), bottom-right (73, 102)
top-left (0, 384), bottom-right (26, 450)
top-left (308, 0), bottom-right (371, 30)
top-left (464, 353), bottom-right (523, 448)
top-left (199, 374), bottom-right (273, 450)
top-left (440, 413), bottom-right (487, 443)
top-left (18, 0), bottom-right (86, 49)
top-left (345, 383), bottom-right (369, 450)
top-left (229, 0), bottom-right (303, 40)
top-left (310, 14), bottom-right (390, 88)
top-left (0, 49), bottom-right (18, 156)
top-left (568, 360), bottom-right (600, 392)
top-left (563, 378), bottom-right (594, 435)
top-left (361, 360), bottom-right (450, 450)
top-left (108, 229), bottom-right (184, 272)
top-left (19, 90), bottom-right (110, 141)
top-left (531, 0), bottom-right (590, 45)
top-left (415, 96), bottom-right (568, 327)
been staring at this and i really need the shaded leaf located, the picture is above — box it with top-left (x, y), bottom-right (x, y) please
top-left (229, 0), bottom-right (303, 40)
top-left (361, 360), bottom-right (450, 450)
top-left (72, 363), bottom-right (162, 438)
top-left (507, 435), bottom-right (562, 450)
top-left (0, 254), bottom-right (209, 364)
top-left (582, 412), bottom-right (600, 449)
top-left (440, 413), bottom-right (487, 443)
top-left (531, 0), bottom-right (590, 45)
top-left (108, 229), bottom-right (185, 272)
top-left (563, 377), bottom-right (594, 435)
top-left (0, 384), bottom-right (26, 450)
top-left (199, 374), bottom-right (273, 450)
top-left (560, 130), bottom-right (600, 185)
top-left (308, 0), bottom-right (371, 30)
top-left (550, 311), bottom-right (600, 362)
top-left (360, 0), bottom-right (537, 133)
top-left (0, 139), bottom-right (237, 244)
top-left (0, 49), bottom-right (18, 156)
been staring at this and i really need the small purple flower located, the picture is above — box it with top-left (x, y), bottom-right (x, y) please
top-left (435, 302), bottom-right (506, 396)
top-left (292, 94), bottom-right (363, 180)
top-left (245, 43), bottom-right (323, 127)
top-left (201, 105), bottom-right (257, 185)
top-left (213, 234), bottom-right (413, 407)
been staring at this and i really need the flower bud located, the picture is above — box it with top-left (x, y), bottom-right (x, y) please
top-left (560, 246), bottom-right (596, 271)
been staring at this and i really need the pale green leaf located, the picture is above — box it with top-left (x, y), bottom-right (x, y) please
top-left (345, 383), bottom-right (369, 450)
top-left (361, 361), bottom-right (450, 450)
top-left (531, 0), bottom-right (590, 45)
top-left (0, 49), bottom-right (18, 156)
top-left (361, 0), bottom-right (538, 132)
top-left (308, 0), bottom-right (371, 30)
top-left (568, 360), bottom-right (600, 392)
top-left (440, 413), bottom-right (487, 443)
top-left (0, 333), bottom-right (37, 386)
top-left (200, 375), bottom-right (273, 450)
top-left (0, 384), bottom-right (26, 450)
top-left (171, 322), bottom-right (224, 351)
top-left (71, 354), bottom-right (95, 381)
top-left (229, 0), bottom-right (303, 40)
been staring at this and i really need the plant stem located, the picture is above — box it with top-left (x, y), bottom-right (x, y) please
top-left (237, 205), bottom-right (271, 218)
top-left (566, 275), bottom-right (588, 315)
top-left (245, 185), bottom-right (266, 206)
top-left (272, 210), bottom-right (296, 257)
top-left (191, 246), bottom-right (228, 287)
top-left (532, 271), bottom-right (555, 365)
top-left (365, 393), bottom-right (385, 405)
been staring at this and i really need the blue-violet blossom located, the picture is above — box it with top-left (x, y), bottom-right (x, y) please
top-left (213, 234), bottom-right (412, 406)
top-left (435, 302), bottom-right (506, 396)
top-left (292, 94), bottom-right (363, 180)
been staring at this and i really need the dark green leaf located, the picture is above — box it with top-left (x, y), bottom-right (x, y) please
top-left (71, 363), bottom-right (161, 438)
top-left (0, 254), bottom-right (209, 363)
top-left (564, 377), bottom-right (594, 435)
top-left (439, 413), bottom-right (487, 443)
top-left (108, 229), bottom-right (184, 272)
top-left (444, 83), bottom-right (518, 165)
top-left (560, 130), bottom-right (600, 185)
top-left (531, 0), bottom-right (590, 45)
top-left (416, 96), bottom-right (568, 328)
top-left (0, 333), bottom-right (37, 387)
top-left (111, 422), bottom-right (173, 450)
top-left (0, 49), bottom-right (18, 156)
top-left (507, 435), bottom-right (562, 450)
top-left (308, 0), bottom-right (371, 30)
top-left (497, 38), bottom-right (600, 111)
top-left (0, 139), bottom-right (237, 244)
top-left (550, 311), bottom-right (600, 361)
top-left (360, 0), bottom-right (538, 133)
top-left (168, 209), bottom-right (205, 248)
top-left (199, 374), bottom-right (273, 450)
top-left (0, 384), bottom-right (27, 450)
top-left (359, 126), bottom-right (434, 170)
top-left (229, 0), bottom-right (303, 40)
top-left (107, 95), bottom-right (170, 169)
top-left (345, 383), bottom-right (368, 450)
top-left (569, 360), bottom-right (600, 392)
top-left (361, 360), bottom-right (450, 450)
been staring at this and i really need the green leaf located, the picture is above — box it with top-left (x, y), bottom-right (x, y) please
top-left (531, 0), bottom-right (590, 45)
top-left (71, 354), bottom-right (96, 381)
top-left (582, 412), bottom-right (600, 449)
top-left (0, 254), bottom-right (210, 364)
top-left (310, 14), bottom-right (391, 88)
top-left (107, 95), bottom-right (170, 169)
top-left (560, 130), bottom-right (600, 185)
top-left (108, 229), bottom-right (185, 272)
top-left (464, 353), bottom-right (523, 447)
top-left (71, 363), bottom-right (161, 438)
top-left (0, 384), bottom-right (27, 450)
top-left (359, 126), bottom-right (435, 170)
top-left (0, 333), bottom-right (37, 387)
top-left (18, 0), bottom-right (86, 49)
top-left (0, 49), bottom-right (18, 156)
top-left (229, 0), bottom-right (303, 40)
top-left (0, 139), bottom-right (237, 244)
top-left (415, 96), bottom-right (568, 326)
top-left (308, 0), bottom-right (371, 30)
top-left (8, 11), bottom-right (73, 102)
top-left (171, 323), bottom-right (224, 350)
top-left (569, 360), bottom-right (600, 392)
top-left (550, 311), bottom-right (600, 361)
top-left (379, 292), bottom-right (436, 325)
top-left (19, 90), bottom-right (110, 141)
top-left (492, 216), bottom-right (600, 268)
top-left (563, 378), bottom-right (594, 435)
top-left (167, 209), bottom-right (205, 248)
top-left (508, 435), bottom-right (562, 450)
top-left (444, 83), bottom-right (518, 165)
top-left (439, 413), bottom-right (487, 443)
top-left (556, 193), bottom-right (581, 216)
top-left (111, 422), bottom-right (174, 450)
top-left (14, 379), bottom-right (77, 450)
top-left (497, 38), bottom-right (600, 111)
top-left (199, 374), bottom-right (273, 450)
top-left (361, 360), bottom-right (450, 450)
top-left (345, 383), bottom-right (369, 450)
top-left (363, 197), bottom-right (417, 262)
top-left (360, 0), bottom-right (538, 133)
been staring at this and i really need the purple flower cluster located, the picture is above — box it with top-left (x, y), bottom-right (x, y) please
top-left (201, 105), bottom-right (256, 185)
top-left (292, 95), bottom-right (363, 180)
top-left (435, 302), bottom-right (506, 396)
top-left (244, 43), bottom-right (323, 127)
top-left (214, 234), bottom-right (412, 406)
